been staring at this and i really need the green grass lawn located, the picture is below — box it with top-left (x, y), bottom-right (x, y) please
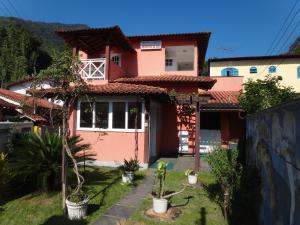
top-left (0, 167), bottom-right (145, 225)
top-left (127, 171), bottom-right (227, 225)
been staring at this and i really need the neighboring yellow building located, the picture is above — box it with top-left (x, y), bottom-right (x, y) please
top-left (208, 55), bottom-right (300, 92)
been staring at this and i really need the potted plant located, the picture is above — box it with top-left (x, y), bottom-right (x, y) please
top-left (66, 190), bottom-right (89, 220)
top-left (185, 169), bottom-right (198, 184)
top-left (119, 158), bottom-right (140, 184)
top-left (152, 161), bottom-right (186, 214)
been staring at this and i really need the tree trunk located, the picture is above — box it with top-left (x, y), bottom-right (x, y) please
top-left (223, 187), bottom-right (229, 220)
top-left (62, 106), bottom-right (67, 213)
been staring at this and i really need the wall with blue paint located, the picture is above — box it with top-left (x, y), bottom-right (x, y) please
top-left (246, 98), bottom-right (300, 225)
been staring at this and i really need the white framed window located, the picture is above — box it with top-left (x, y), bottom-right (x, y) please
top-left (111, 54), bottom-right (121, 66)
top-left (165, 58), bottom-right (173, 67)
top-left (100, 53), bottom-right (121, 66)
top-left (77, 98), bottom-right (144, 132)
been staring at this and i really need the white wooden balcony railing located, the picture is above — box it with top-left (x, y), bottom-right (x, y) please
top-left (79, 58), bottom-right (106, 80)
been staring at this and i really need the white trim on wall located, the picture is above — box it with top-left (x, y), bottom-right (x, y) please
top-left (76, 97), bottom-right (145, 133)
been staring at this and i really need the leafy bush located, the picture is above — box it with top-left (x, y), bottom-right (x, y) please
top-left (238, 75), bottom-right (296, 113)
top-left (207, 147), bottom-right (242, 218)
top-left (8, 131), bottom-right (90, 192)
top-left (119, 158), bottom-right (140, 173)
top-left (0, 153), bottom-right (9, 194)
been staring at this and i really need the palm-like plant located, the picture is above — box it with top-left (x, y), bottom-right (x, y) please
top-left (8, 131), bottom-right (90, 192)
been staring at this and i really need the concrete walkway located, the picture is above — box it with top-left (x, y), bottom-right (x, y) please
top-left (93, 172), bottom-right (154, 225)
top-left (158, 156), bottom-right (210, 172)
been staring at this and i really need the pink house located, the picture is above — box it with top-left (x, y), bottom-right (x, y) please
top-left (53, 26), bottom-right (244, 168)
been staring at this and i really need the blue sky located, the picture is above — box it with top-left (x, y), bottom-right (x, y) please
top-left (1, 0), bottom-right (299, 59)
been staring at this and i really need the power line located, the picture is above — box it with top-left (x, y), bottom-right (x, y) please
top-left (268, 6), bottom-right (300, 56)
top-left (265, 0), bottom-right (299, 55)
top-left (5, 0), bottom-right (21, 18)
top-left (0, 0), bottom-right (13, 16)
top-left (257, 3), bottom-right (300, 77)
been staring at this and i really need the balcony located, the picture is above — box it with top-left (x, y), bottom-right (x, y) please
top-left (79, 58), bottom-right (106, 80)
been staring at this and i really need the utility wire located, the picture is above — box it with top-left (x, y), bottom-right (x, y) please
top-left (257, 20), bottom-right (300, 77)
top-left (265, 0), bottom-right (299, 55)
top-left (0, 0), bottom-right (13, 16)
top-left (268, 6), bottom-right (300, 56)
top-left (5, 0), bottom-right (21, 18)
top-left (257, 4), bottom-right (300, 77)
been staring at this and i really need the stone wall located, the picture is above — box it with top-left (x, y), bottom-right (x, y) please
top-left (246, 98), bottom-right (300, 225)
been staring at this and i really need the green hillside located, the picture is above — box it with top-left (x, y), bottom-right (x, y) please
top-left (0, 16), bottom-right (89, 52)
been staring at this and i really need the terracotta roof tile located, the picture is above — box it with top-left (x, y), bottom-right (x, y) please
top-left (113, 75), bottom-right (216, 89)
top-left (88, 83), bottom-right (167, 94)
top-left (21, 114), bottom-right (47, 122)
top-left (200, 91), bottom-right (242, 110)
top-left (6, 77), bottom-right (34, 88)
top-left (0, 89), bottom-right (60, 110)
top-left (29, 83), bottom-right (167, 96)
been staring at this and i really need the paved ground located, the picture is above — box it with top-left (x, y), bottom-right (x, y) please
top-left (93, 156), bottom-right (209, 225)
top-left (93, 171), bottom-right (154, 225)
top-left (157, 155), bottom-right (210, 172)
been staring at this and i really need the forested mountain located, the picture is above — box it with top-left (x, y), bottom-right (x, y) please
top-left (0, 17), bottom-right (88, 52)
top-left (288, 36), bottom-right (300, 55)
top-left (0, 17), bottom-right (89, 84)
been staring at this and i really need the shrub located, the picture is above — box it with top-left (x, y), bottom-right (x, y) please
top-left (0, 153), bottom-right (9, 195)
top-left (207, 147), bottom-right (242, 219)
top-left (119, 158), bottom-right (140, 173)
top-left (8, 131), bottom-right (90, 192)
top-left (238, 75), bottom-right (296, 113)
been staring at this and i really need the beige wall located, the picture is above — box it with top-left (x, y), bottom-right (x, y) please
top-left (210, 58), bottom-right (300, 92)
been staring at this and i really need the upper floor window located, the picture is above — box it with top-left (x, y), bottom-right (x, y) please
top-left (268, 66), bottom-right (276, 73)
top-left (297, 66), bottom-right (300, 78)
top-left (165, 46), bottom-right (194, 71)
top-left (165, 59), bottom-right (173, 67)
top-left (78, 100), bottom-right (144, 131)
top-left (111, 54), bottom-right (121, 66)
top-left (250, 66), bottom-right (257, 74)
top-left (221, 68), bottom-right (239, 76)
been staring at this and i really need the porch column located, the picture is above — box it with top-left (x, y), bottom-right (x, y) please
top-left (144, 99), bottom-right (150, 165)
top-left (195, 102), bottom-right (200, 172)
top-left (72, 46), bottom-right (78, 59)
top-left (105, 44), bottom-right (111, 80)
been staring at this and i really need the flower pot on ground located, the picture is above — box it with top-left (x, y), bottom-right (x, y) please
top-left (152, 161), bottom-right (186, 214)
top-left (185, 169), bottom-right (198, 185)
top-left (66, 191), bottom-right (89, 220)
top-left (152, 197), bottom-right (168, 214)
top-left (119, 158), bottom-right (140, 184)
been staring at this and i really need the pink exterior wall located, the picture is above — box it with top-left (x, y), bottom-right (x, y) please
top-left (209, 76), bottom-right (243, 91)
top-left (123, 40), bottom-right (198, 77)
top-left (68, 107), bottom-right (146, 163)
top-left (76, 131), bottom-right (146, 163)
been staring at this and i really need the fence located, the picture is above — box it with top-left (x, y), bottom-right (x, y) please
top-left (0, 122), bottom-right (32, 150)
top-left (246, 98), bottom-right (300, 225)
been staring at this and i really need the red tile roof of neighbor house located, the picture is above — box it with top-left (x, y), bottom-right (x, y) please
top-left (200, 91), bottom-right (242, 110)
top-left (0, 98), bottom-right (18, 109)
top-left (20, 114), bottom-right (47, 122)
top-left (113, 75), bottom-right (216, 89)
top-left (0, 88), bottom-right (61, 110)
top-left (6, 77), bottom-right (35, 88)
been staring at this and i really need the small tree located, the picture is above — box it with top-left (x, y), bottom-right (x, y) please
top-left (238, 75), bottom-right (296, 113)
top-left (34, 49), bottom-right (87, 211)
top-left (207, 148), bottom-right (242, 219)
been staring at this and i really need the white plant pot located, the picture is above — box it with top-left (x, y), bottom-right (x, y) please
top-left (188, 174), bottom-right (198, 184)
top-left (122, 171), bottom-right (134, 183)
top-left (152, 197), bottom-right (168, 214)
top-left (66, 196), bottom-right (89, 220)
